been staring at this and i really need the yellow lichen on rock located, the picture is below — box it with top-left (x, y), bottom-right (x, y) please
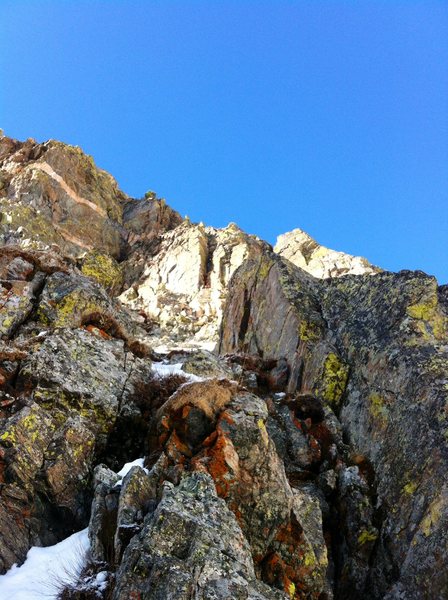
top-left (403, 481), bottom-right (418, 495)
top-left (257, 257), bottom-right (273, 280)
top-left (81, 250), bottom-right (122, 293)
top-left (316, 352), bottom-right (349, 409)
top-left (288, 582), bottom-right (296, 599)
top-left (420, 496), bottom-right (444, 537)
top-left (358, 529), bottom-right (378, 545)
top-left (368, 392), bottom-right (388, 424)
top-left (406, 295), bottom-right (448, 341)
top-left (52, 292), bottom-right (98, 327)
top-left (0, 429), bottom-right (17, 445)
top-left (299, 320), bottom-right (322, 342)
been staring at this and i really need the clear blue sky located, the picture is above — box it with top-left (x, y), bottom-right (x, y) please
top-left (1, 1), bottom-right (447, 282)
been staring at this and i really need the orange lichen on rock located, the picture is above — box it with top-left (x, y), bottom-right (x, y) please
top-left (202, 425), bottom-right (240, 497)
top-left (261, 552), bottom-right (299, 598)
top-left (85, 324), bottom-right (112, 340)
top-left (258, 511), bottom-right (325, 599)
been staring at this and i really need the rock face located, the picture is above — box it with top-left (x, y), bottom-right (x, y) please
top-left (113, 472), bottom-right (288, 600)
top-left (219, 251), bottom-right (337, 398)
top-left (0, 137), bottom-right (125, 257)
top-left (120, 221), bottom-right (269, 348)
top-left (0, 134), bottom-right (181, 267)
top-left (0, 301), bottom-right (153, 571)
top-left (219, 250), bottom-right (448, 599)
top-left (0, 134), bottom-right (446, 600)
top-left (320, 272), bottom-right (448, 599)
top-left (274, 228), bottom-right (379, 278)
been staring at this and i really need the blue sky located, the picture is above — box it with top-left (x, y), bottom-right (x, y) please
top-left (1, 1), bottom-right (447, 282)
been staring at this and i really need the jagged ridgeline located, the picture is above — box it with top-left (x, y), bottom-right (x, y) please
top-left (0, 135), bottom-right (446, 600)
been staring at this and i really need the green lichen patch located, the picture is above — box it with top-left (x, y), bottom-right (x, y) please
top-left (0, 201), bottom-right (63, 248)
top-left (52, 292), bottom-right (104, 327)
top-left (357, 528), bottom-right (378, 546)
top-left (36, 271), bottom-right (137, 346)
top-left (0, 429), bottom-right (17, 446)
top-left (257, 257), bottom-right (273, 280)
top-left (288, 582), bottom-right (296, 599)
top-left (420, 496), bottom-right (444, 537)
top-left (407, 298), bottom-right (437, 321)
top-left (406, 296), bottom-right (448, 341)
top-left (80, 250), bottom-right (123, 293)
top-left (299, 320), bottom-right (322, 343)
top-left (0, 403), bottom-right (57, 490)
top-left (315, 352), bottom-right (349, 410)
top-left (403, 481), bottom-right (418, 495)
top-left (368, 392), bottom-right (388, 424)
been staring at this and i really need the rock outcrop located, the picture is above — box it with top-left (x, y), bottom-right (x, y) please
top-left (113, 472), bottom-right (289, 600)
top-left (274, 228), bottom-right (379, 279)
top-left (219, 249), bottom-right (448, 599)
top-left (0, 135), bottom-right (446, 600)
top-left (0, 134), bottom-right (181, 268)
top-left (120, 221), bottom-right (269, 349)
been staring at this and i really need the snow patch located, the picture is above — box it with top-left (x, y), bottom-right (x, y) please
top-left (153, 340), bottom-right (216, 354)
top-left (151, 361), bottom-right (203, 382)
top-left (116, 457), bottom-right (146, 478)
top-left (94, 570), bottom-right (108, 592)
top-left (0, 528), bottom-right (89, 600)
top-left (114, 457), bottom-right (149, 486)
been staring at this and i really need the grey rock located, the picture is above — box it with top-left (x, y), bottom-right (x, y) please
top-left (114, 466), bottom-right (155, 563)
top-left (220, 252), bottom-right (448, 598)
top-left (113, 472), bottom-right (287, 600)
top-left (180, 349), bottom-right (233, 379)
top-left (89, 464), bottom-right (120, 564)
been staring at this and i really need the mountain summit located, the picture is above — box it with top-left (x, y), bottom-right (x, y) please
top-left (0, 136), bottom-right (446, 600)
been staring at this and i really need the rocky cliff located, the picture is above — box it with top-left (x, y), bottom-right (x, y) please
top-left (274, 229), bottom-right (379, 278)
top-left (0, 135), bottom-right (446, 600)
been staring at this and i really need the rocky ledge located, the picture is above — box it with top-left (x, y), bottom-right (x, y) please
top-left (0, 135), bottom-right (446, 600)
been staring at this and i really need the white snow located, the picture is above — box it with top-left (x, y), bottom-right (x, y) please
top-left (94, 570), bottom-right (108, 592)
top-left (114, 457), bottom-right (149, 486)
top-left (153, 340), bottom-right (216, 354)
top-left (151, 361), bottom-right (203, 382)
top-left (152, 344), bottom-right (172, 354)
top-left (116, 456), bottom-right (146, 478)
top-left (197, 341), bottom-right (216, 352)
top-left (0, 528), bottom-right (89, 600)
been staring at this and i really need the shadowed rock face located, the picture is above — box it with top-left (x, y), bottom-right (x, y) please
top-left (218, 251), bottom-right (348, 405)
top-left (0, 135), bottom-right (446, 600)
top-left (219, 251), bottom-right (448, 599)
top-left (319, 273), bottom-right (448, 599)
